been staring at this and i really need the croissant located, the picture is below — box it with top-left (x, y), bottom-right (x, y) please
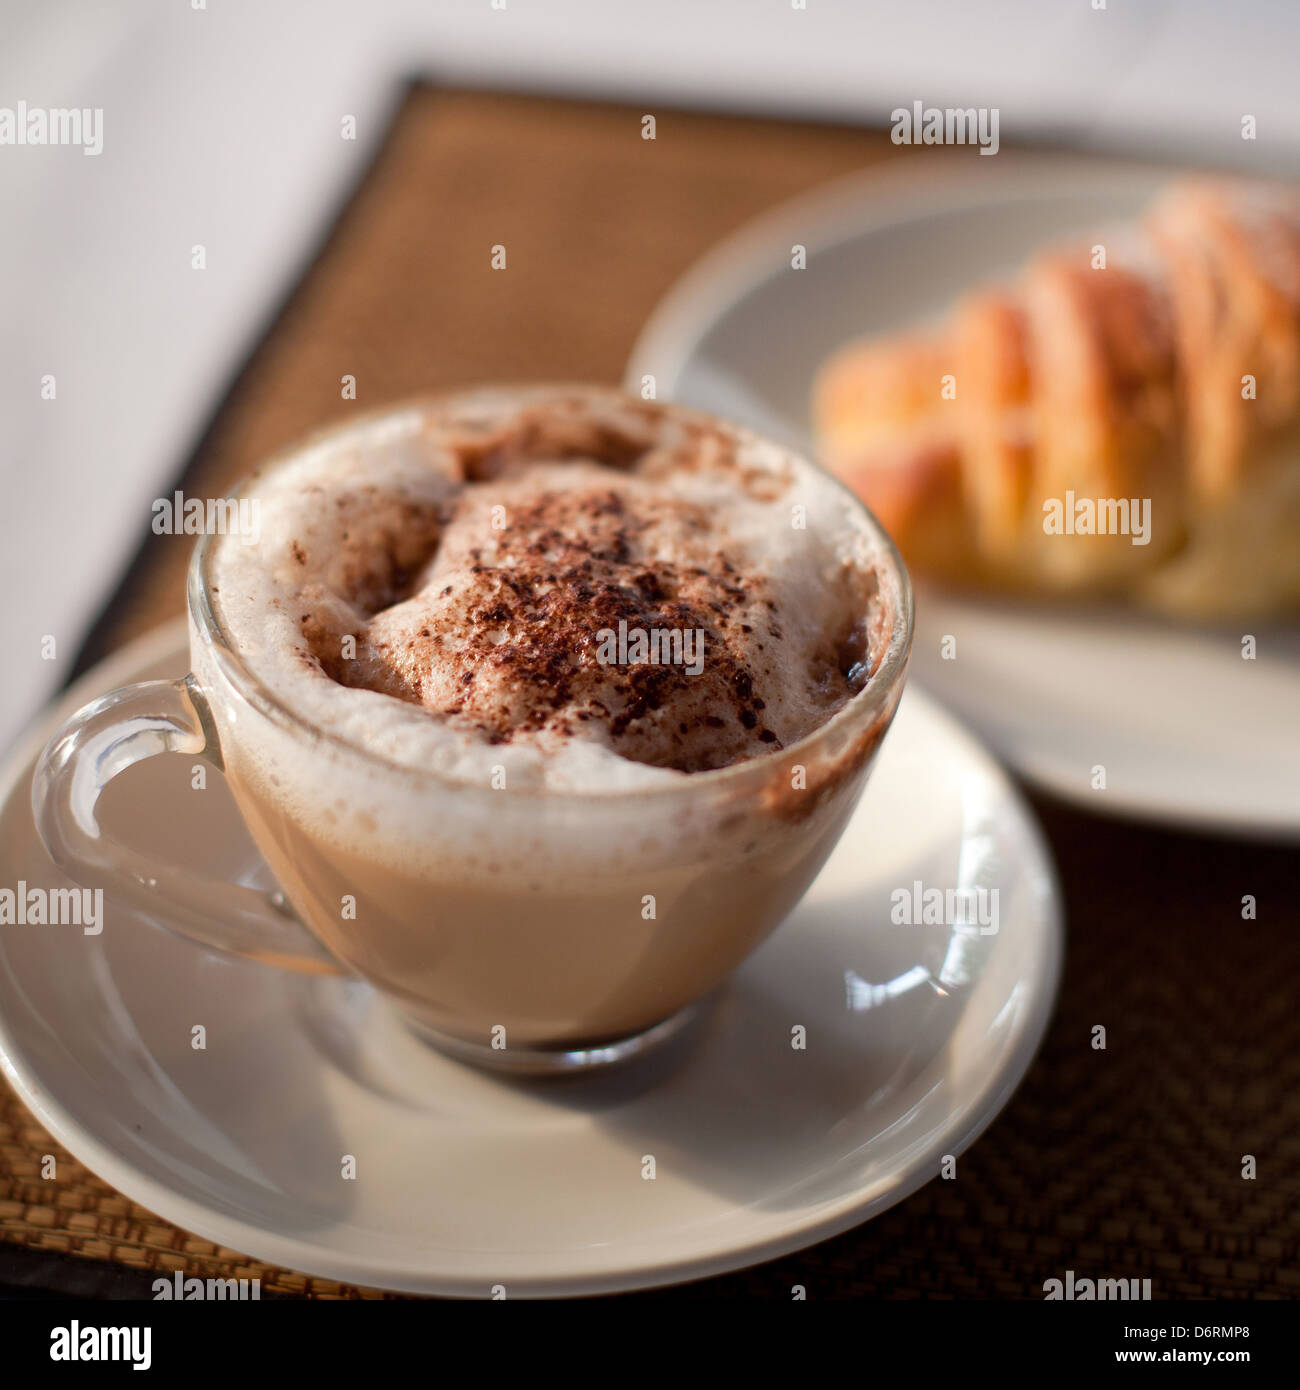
top-left (812, 178), bottom-right (1300, 619)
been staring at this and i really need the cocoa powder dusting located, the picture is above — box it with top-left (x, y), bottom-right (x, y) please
top-left (289, 410), bottom-right (880, 776)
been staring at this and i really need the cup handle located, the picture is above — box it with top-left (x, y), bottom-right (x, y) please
top-left (31, 674), bottom-right (341, 975)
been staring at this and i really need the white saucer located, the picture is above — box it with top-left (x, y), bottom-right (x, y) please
top-left (626, 154), bottom-right (1300, 840)
top-left (0, 621), bottom-right (1062, 1297)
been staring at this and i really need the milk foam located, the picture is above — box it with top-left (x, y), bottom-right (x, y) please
top-left (207, 386), bottom-right (891, 792)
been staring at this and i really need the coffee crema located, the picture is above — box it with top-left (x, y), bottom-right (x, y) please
top-left (209, 386), bottom-right (891, 791)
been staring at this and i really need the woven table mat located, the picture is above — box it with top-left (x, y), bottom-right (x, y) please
top-left (3, 87), bottom-right (1298, 1300)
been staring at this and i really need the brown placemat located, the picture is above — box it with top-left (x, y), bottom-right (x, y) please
top-left (4, 87), bottom-right (1298, 1300)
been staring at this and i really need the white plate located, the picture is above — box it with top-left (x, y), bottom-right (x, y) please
top-left (626, 154), bottom-right (1300, 839)
top-left (0, 622), bottom-right (1061, 1297)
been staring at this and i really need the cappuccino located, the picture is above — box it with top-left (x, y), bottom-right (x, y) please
top-left (195, 387), bottom-right (908, 1055)
top-left (210, 387), bottom-right (886, 788)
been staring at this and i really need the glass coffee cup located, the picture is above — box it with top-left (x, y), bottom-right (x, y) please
top-left (32, 390), bottom-right (914, 1073)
